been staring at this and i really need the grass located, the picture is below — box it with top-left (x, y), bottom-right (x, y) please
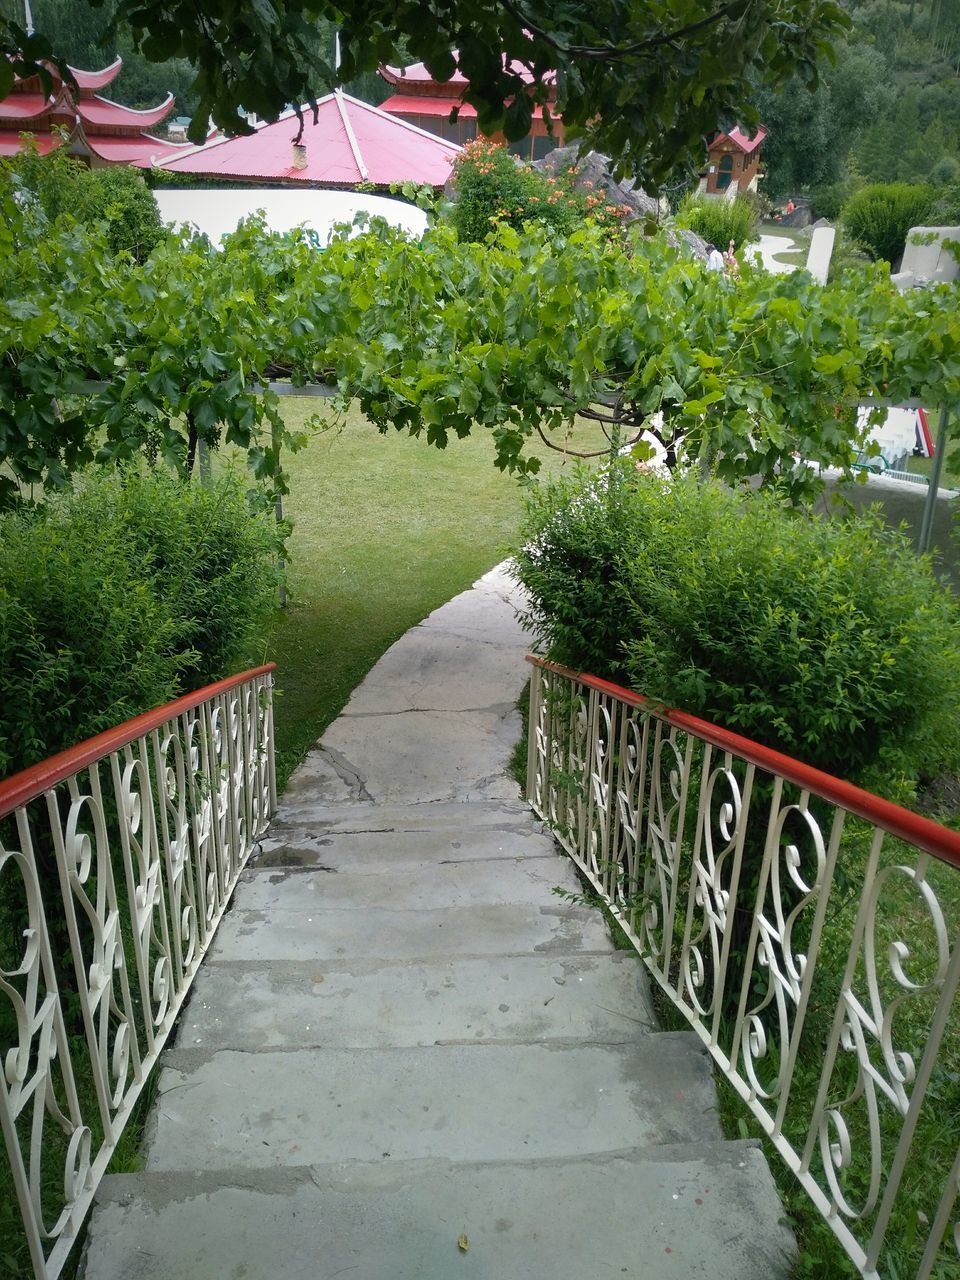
top-left (904, 428), bottom-right (960, 481)
top-left (262, 401), bottom-right (602, 788)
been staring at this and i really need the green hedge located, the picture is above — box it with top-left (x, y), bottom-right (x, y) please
top-left (674, 192), bottom-right (758, 250)
top-left (0, 467), bottom-right (282, 777)
top-left (841, 182), bottom-right (936, 264)
top-left (514, 467), bottom-right (960, 790)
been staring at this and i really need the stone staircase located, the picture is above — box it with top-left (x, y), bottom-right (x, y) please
top-left (79, 567), bottom-right (794, 1280)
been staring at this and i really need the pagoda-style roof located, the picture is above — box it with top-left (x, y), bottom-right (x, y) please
top-left (0, 132), bottom-right (59, 157)
top-left (157, 92), bottom-right (460, 188)
top-left (0, 57), bottom-right (182, 168)
top-left (379, 54), bottom-right (558, 127)
top-left (709, 125), bottom-right (767, 155)
top-left (77, 93), bottom-right (175, 133)
top-left (381, 56), bottom-right (555, 93)
top-left (69, 58), bottom-right (123, 94)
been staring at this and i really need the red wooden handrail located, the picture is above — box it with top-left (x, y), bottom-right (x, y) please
top-left (528, 656), bottom-right (960, 870)
top-left (0, 664), bottom-right (276, 820)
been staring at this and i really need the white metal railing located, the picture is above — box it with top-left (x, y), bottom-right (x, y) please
top-left (526, 656), bottom-right (960, 1280)
top-left (0, 665), bottom-right (276, 1280)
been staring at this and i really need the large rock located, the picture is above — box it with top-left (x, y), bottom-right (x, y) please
top-left (780, 200), bottom-right (813, 229)
top-left (532, 144), bottom-right (660, 220)
top-left (532, 145), bottom-right (707, 260)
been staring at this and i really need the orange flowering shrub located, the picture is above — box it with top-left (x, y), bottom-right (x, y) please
top-left (450, 138), bottom-right (628, 242)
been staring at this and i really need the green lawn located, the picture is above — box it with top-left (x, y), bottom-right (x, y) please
top-left (263, 402), bottom-right (600, 788)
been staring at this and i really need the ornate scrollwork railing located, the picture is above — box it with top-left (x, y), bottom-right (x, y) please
top-left (0, 665), bottom-right (276, 1280)
top-left (526, 656), bottom-right (960, 1280)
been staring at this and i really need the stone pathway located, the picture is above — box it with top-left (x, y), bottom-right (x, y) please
top-left (81, 565), bottom-right (793, 1280)
top-left (751, 232), bottom-right (800, 273)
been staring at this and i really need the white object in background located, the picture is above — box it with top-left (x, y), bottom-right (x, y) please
top-left (154, 187), bottom-right (429, 247)
top-left (891, 225), bottom-right (960, 291)
top-left (805, 225), bottom-right (836, 284)
top-left (856, 403), bottom-right (935, 472)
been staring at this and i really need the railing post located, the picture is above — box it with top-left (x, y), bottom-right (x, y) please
top-left (863, 909), bottom-right (960, 1272)
top-left (525, 662), bottom-right (543, 810)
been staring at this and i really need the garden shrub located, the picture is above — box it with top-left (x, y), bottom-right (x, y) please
top-left (0, 142), bottom-right (163, 260)
top-left (825, 226), bottom-right (872, 281)
top-left (84, 165), bottom-right (164, 260)
top-left (514, 466), bottom-right (960, 790)
top-left (0, 466), bottom-right (282, 777)
top-left (674, 192), bottom-right (758, 250)
top-left (841, 181), bottom-right (936, 264)
top-left (809, 179), bottom-right (855, 222)
top-left (449, 138), bottom-right (627, 242)
top-left (932, 180), bottom-right (960, 225)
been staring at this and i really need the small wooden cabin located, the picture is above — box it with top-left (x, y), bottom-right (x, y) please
top-left (700, 126), bottom-right (767, 196)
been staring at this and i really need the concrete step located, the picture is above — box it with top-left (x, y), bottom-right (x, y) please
top-left (278, 707), bottom-right (523, 810)
top-left (174, 952), bottom-right (656, 1051)
top-left (264, 797), bottom-right (536, 835)
top-left (144, 1035), bottom-right (720, 1172)
top-left (235, 854), bottom-right (581, 912)
top-left (211, 901), bottom-right (615, 963)
top-left (255, 819), bottom-right (556, 872)
top-left (82, 1143), bottom-right (795, 1280)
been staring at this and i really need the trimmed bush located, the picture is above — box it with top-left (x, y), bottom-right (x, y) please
top-left (0, 466), bottom-right (281, 776)
top-left (84, 165), bottom-right (164, 260)
top-left (514, 467), bottom-right (960, 790)
top-left (674, 192), bottom-right (758, 250)
top-left (841, 182), bottom-right (935, 264)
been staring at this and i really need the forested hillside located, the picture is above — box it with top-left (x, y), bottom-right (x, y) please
top-left (755, 0), bottom-right (960, 203)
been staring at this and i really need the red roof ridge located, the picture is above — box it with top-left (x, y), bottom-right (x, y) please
top-left (86, 90), bottom-right (175, 118)
top-left (710, 123), bottom-right (767, 154)
top-left (380, 54), bottom-right (554, 91)
top-left (381, 61), bottom-right (467, 88)
top-left (333, 90), bottom-right (368, 181)
top-left (341, 91), bottom-right (461, 152)
top-left (67, 57), bottom-right (123, 92)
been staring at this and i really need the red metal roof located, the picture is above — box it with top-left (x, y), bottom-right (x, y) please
top-left (380, 94), bottom-right (477, 118)
top-left (159, 93), bottom-right (460, 187)
top-left (380, 93), bottom-right (549, 123)
top-left (0, 132), bottom-right (61, 155)
top-left (381, 56), bottom-right (554, 90)
top-left (86, 133), bottom-right (192, 168)
top-left (68, 58), bottom-right (123, 93)
top-left (0, 91), bottom-right (58, 121)
top-left (0, 56), bottom-right (175, 165)
top-left (710, 125), bottom-right (768, 155)
top-left (78, 94), bottom-right (174, 132)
